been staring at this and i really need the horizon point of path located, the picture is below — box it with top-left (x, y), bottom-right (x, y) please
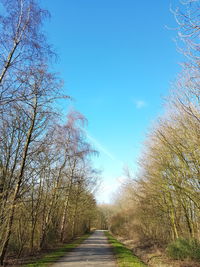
top-left (52, 230), bottom-right (116, 267)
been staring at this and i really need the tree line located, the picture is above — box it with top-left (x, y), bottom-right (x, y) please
top-left (107, 0), bottom-right (200, 261)
top-left (0, 0), bottom-right (98, 265)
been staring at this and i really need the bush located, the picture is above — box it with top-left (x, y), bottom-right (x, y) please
top-left (166, 238), bottom-right (200, 260)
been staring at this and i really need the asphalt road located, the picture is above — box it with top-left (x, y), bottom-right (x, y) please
top-left (52, 230), bottom-right (116, 267)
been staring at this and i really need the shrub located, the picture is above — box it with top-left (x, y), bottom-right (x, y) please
top-left (166, 238), bottom-right (200, 260)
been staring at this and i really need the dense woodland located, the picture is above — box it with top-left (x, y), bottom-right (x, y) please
top-left (105, 0), bottom-right (200, 261)
top-left (0, 0), bottom-right (99, 265)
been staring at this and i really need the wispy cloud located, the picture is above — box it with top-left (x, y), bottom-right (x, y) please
top-left (82, 129), bottom-right (115, 161)
top-left (134, 100), bottom-right (147, 109)
top-left (87, 134), bottom-right (115, 160)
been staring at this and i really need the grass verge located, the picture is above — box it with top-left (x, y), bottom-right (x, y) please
top-left (105, 231), bottom-right (147, 267)
top-left (23, 233), bottom-right (91, 267)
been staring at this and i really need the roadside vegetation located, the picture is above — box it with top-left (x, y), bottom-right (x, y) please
top-left (166, 238), bottom-right (200, 261)
top-left (105, 232), bottom-right (146, 267)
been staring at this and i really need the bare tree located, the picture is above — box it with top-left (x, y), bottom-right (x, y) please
top-left (0, 0), bottom-right (53, 108)
top-left (0, 65), bottom-right (62, 264)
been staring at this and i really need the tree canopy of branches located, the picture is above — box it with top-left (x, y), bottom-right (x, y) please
top-left (108, 0), bottom-right (200, 261)
top-left (0, 0), bottom-right (99, 265)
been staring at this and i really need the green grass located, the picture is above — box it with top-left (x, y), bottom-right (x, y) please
top-left (105, 231), bottom-right (147, 267)
top-left (23, 233), bottom-right (91, 267)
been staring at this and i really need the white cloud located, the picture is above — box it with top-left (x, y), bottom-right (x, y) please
top-left (135, 100), bottom-right (147, 109)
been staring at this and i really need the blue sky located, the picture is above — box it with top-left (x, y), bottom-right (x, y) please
top-left (41, 0), bottom-right (182, 202)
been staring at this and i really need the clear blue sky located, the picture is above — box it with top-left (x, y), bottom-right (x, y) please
top-left (42, 0), bottom-right (182, 203)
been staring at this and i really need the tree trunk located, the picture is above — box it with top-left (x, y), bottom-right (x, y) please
top-left (0, 98), bottom-right (37, 265)
top-left (60, 195), bottom-right (70, 242)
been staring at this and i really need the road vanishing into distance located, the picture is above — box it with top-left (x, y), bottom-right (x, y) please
top-left (52, 230), bottom-right (116, 267)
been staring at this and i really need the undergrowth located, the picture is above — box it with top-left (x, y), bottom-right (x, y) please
top-left (166, 238), bottom-right (200, 260)
top-left (105, 231), bottom-right (147, 267)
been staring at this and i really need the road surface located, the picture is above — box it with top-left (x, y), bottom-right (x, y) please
top-left (52, 230), bottom-right (116, 267)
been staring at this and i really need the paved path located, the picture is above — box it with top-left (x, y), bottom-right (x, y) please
top-left (52, 230), bottom-right (116, 267)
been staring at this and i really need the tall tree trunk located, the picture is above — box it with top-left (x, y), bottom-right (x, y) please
top-left (72, 192), bottom-right (79, 238)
